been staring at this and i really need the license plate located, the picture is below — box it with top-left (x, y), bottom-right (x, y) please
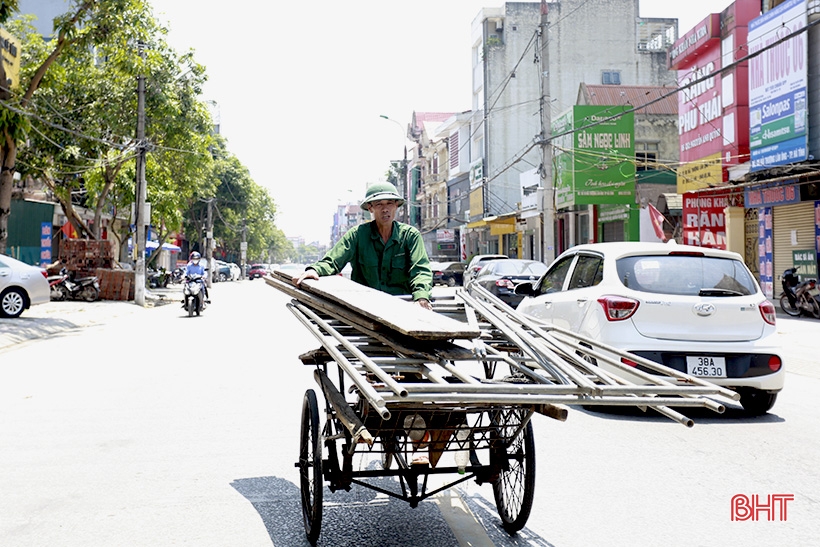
top-left (686, 356), bottom-right (726, 378)
top-left (808, 287), bottom-right (820, 297)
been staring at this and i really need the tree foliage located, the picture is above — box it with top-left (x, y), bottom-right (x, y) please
top-left (0, 0), bottom-right (280, 263)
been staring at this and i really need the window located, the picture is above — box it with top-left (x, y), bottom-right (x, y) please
top-left (602, 70), bottom-right (621, 85)
top-left (615, 255), bottom-right (755, 296)
top-left (636, 142), bottom-right (659, 171)
top-left (538, 255), bottom-right (574, 295)
top-left (568, 255), bottom-right (603, 290)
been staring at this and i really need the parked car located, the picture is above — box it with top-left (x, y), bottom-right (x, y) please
top-left (463, 254), bottom-right (509, 287)
top-left (430, 261), bottom-right (465, 286)
top-left (470, 259), bottom-right (547, 307)
top-left (213, 260), bottom-right (232, 282)
top-left (227, 262), bottom-right (241, 281)
top-left (514, 242), bottom-right (783, 416)
top-left (0, 253), bottom-right (50, 318)
top-left (247, 264), bottom-right (268, 280)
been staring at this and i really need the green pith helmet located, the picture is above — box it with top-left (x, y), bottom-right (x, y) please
top-left (361, 182), bottom-right (405, 211)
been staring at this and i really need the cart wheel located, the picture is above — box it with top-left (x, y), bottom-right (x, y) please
top-left (299, 389), bottom-right (323, 544)
top-left (492, 410), bottom-right (535, 535)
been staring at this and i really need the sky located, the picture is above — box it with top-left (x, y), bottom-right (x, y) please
top-left (149, 0), bottom-right (731, 245)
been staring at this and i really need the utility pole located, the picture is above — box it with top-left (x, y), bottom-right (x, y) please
top-left (133, 42), bottom-right (147, 306)
top-left (538, 1), bottom-right (555, 264)
top-left (240, 222), bottom-right (247, 280)
top-left (205, 198), bottom-right (214, 288)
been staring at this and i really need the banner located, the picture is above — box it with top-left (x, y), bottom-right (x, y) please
top-left (748, 0), bottom-right (808, 171)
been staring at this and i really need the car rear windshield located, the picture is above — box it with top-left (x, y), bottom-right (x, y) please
top-left (616, 255), bottom-right (757, 296)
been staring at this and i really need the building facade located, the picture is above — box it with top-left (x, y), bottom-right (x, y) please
top-left (463, 0), bottom-right (678, 262)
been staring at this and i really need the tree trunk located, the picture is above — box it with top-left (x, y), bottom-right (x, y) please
top-left (0, 138), bottom-right (18, 254)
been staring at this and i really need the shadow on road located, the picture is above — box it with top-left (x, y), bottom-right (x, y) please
top-left (575, 403), bottom-right (785, 426)
top-left (231, 473), bottom-right (457, 546)
top-left (231, 468), bottom-right (559, 546)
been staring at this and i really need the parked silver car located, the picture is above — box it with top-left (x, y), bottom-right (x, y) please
top-left (515, 242), bottom-right (783, 415)
top-left (0, 253), bottom-right (50, 318)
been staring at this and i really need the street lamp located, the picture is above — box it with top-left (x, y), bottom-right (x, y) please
top-left (379, 115), bottom-right (409, 223)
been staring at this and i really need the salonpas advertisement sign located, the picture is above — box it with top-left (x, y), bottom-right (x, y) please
top-left (748, 0), bottom-right (808, 171)
top-left (553, 105), bottom-right (635, 208)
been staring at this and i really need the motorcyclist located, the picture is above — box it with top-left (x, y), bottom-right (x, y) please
top-left (184, 251), bottom-right (210, 303)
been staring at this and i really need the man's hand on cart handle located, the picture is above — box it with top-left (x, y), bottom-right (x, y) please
top-left (415, 298), bottom-right (433, 311)
top-left (293, 269), bottom-right (319, 286)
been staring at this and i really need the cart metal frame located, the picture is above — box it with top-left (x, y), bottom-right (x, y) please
top-left (269, 276), bottom-right (738, 544)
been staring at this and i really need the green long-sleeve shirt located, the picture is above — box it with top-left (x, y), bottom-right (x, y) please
top-left (308, 221), bottom-right (433, 301)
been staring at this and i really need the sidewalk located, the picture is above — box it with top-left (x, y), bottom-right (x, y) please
top-left (0, 288), bottom-right (180, 353)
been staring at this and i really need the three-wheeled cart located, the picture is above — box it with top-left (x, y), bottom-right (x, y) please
top-left (267, 272), bottom-right (738, 544)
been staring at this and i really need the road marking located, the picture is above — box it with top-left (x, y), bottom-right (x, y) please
top-left (434, 487), bottom-right (495, 547)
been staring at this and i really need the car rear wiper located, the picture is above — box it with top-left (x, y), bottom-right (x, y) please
top-left (698, 288), bottom-right (745, 297)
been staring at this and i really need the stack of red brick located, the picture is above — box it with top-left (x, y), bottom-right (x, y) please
top-left (96, 268), bottom-right (135, 301)
top-left (59, 239), bottom-right (134, 301)
top-left (59, 239), bottom-right (114, 278)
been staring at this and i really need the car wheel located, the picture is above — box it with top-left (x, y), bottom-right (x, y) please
top-left (738, 389), bottom-right (777, 416)
top-left (447, 277), bottom-right (456, 287)
top-left (575, 342), bottom-right (598, 367)
top-left (0, 287), bottom-right (27, 318)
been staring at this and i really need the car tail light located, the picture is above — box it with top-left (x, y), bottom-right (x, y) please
top-left (667, 251), bottom-right (704, 257)
top-left (495, 279), bottom-right (515, 289)
top-left (597, 295), bottom-right (639, 321)
top-left (767, 355), bottom-right (782, 372)
top-left (759, 300), bottom-right (776, 326)
top-left (621, 356), bottom-right (639, 367)
top-left (40, 270), bottom-right (49, 279)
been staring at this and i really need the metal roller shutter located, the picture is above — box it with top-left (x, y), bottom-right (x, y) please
top-left (773, 201), bottom-right (816, 280)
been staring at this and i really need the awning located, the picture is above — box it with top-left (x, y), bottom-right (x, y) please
top-left (146, 240), bottom-right (181, 252)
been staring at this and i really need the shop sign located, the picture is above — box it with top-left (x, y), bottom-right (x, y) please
top-left (553, 105), bottom-right (635, 208)
top-left (792, 249), bottom-right (818, 280)
top-left (682, 192), bottom-right (729, 249)
top-left (436, 229), bottom-right (455, 242)
top-left (744, 182), bottom-right (801, 208)
top-left (676, 46), bottom-right (724, 185)
top-left (758, 207), bottom-right (774, 299)
top-left (677, 152), bottom-right (722, 193)
top-left (748, 0), bottom-right (808, 171)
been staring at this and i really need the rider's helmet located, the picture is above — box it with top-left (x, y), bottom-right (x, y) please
top-left (190, 251), bottom-right (201, 264)
top-left (360, 182), bottom-right (405, 211)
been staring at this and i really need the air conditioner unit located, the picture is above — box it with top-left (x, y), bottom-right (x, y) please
top-left (495, 20), bottom-right (504, 32)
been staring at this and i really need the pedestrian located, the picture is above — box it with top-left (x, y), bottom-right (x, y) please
top-left (293, 182), bottom-right (433, 310)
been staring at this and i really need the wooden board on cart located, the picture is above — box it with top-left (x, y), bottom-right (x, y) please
top-left (270, 270), bottom-right (480, 341)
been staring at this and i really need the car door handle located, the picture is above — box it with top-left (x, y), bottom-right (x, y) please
top-left (576, 298), bottom-right (589, 305)
top-left (542, 301), bottom-right (552, 308)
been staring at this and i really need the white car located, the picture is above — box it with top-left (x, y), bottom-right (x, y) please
top-left (0, 253), bottom-right (50, 318)
top-left (514, 242), bottom-right (783, 416)
top-left (227, 262), bottom-right (241, 281)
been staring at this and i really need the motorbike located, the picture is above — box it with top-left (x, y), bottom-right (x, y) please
top-left (169, 267), bottom-right (185, 284)
top-left (49, 268), bottom-right (101, 302)
top-left (147, 267), bottom-right (169, 289)
top-left (182, 274), bottom-right (206, 317)
top-left (780, 267), bottom-right (820, 319)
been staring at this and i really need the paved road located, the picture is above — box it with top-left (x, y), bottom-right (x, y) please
top-left (2, 280), bottom-right (819, 546)
top-left (4, 284), bottom-right (818, 378)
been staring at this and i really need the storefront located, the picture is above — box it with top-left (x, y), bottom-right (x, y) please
top-left (746, 180), bottom-right (820, 299)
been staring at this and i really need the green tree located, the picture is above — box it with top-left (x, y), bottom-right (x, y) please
top-left (8, 4), bottom-right (213, 263)
top-left (0, 0), bottom-right (151, 254)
